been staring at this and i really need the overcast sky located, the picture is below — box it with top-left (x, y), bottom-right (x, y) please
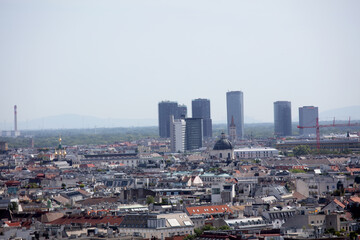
top-left (1, 0), bottom-right (360, 127)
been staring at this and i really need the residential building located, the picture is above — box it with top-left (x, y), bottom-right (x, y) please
top-left (234, 147), bottom-right (279, 159)
top-left (0, 141), bottom-right (8, 152)
top-left (274, 101), bottom-right (292, 137)
top-left (170, 115), bottom-right (186, 153)
top-left (211, 182), bottom-right (236, 204)
top-left (226, 91), bottom-right (244, 139)
top-left (192, 98), bottom-right (212, 138)
top-left (118, 213), bottom-right (194, 239)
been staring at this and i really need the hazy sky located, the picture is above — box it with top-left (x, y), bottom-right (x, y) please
top-left (1, 0), bottom-right (360, 126)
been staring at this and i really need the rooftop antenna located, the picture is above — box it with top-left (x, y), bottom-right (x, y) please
top-left (14, 105), bottom-right (17, 132)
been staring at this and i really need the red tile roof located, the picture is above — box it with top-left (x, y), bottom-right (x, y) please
top-left (333, 199), bottom-right (346, 209)
top-left (5, 180), bottom-right (21, 187)
top-left (4, 221), bottom-right (21, 227)
top-left (349, 196), bottom-right (360, 204)
top-left (186, 205), bottom-right (233, 216)
top-left (48, 215), bottom-right (124, 226)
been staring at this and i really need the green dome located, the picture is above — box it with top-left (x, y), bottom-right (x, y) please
top-left (213, 133), bottom-right (234, 150)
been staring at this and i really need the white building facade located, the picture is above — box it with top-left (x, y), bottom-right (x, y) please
top-left (170, 115), bottom-right (186, 153)
top-left (234, 147), bottom-right (279, 159)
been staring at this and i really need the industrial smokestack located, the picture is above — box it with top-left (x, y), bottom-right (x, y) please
top-left (14, 105), bottom-right (17, 132)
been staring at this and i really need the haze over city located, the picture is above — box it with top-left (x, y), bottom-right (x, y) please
top-left (1, 1), bottom-right (360, 129)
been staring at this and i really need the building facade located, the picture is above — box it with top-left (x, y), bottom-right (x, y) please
top-left (234, 147), bottom-right (279, 159)
top-left (185, 118), bottom-right (203, 151)
top-left (226, 91), bottom-right (244, 139)
top-left (299, 106), bottom-right (318, 136)
top-left (274, 101), bottom-right (292, 137)
top-left (158, 101), bottom-right (187, 138)
top-left (170, 115), bottom-right (186, 153)
top-left (192, 98), bottom-right (212, 138)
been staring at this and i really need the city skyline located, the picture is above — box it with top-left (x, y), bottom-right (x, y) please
top-left (1, 103), bottom-right (360, 130)
top-left (1, 1), bottom-right (360, 127)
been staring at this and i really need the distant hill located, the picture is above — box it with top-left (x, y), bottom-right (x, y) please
top-left (320, 106), bottom-right (360, 121)
top-left (15, 114), bottom-right (262, 130)
top-left (16, 114), bottom-right (158, 130)
top-left (2, 105), bottom-right (359, 130)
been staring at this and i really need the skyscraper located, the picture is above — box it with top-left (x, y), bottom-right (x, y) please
top-left (185, 118), bottom-right (203, 150)
top-left (170, 115), bottom-right (186, 153)
top-left (192, 98), bottom-right (212, 138)
top-left (177, 104), bottom-right (187, 119)
top-left (158, 101), bottom-right (187, 138)
top-left (299, 106), bottom-right (319, 136)
top-left (226, 91), bottom-right (244, 139)
top-left (274, 101), bottom-right (292, 137)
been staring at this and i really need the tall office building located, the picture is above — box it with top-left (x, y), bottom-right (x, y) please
top-left (226, 91), bottom-right (244, 139)
top-left (274, 101), bottom-right (292, 137)
top-left (170, 115), bottom-right (186, 153)
top-left (185, 118), bottom-right (203, 151)
top-left (299, 106), bottom-right (318, 136)
top-left (158, 101), bottom-right (187, 138)
top-left (177, 104), bottom-right (187, 119)
top-left (192, 98), bottom-right (212, 138)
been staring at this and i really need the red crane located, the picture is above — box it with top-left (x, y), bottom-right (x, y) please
top-left (297, 117), bottom-right (360, 149)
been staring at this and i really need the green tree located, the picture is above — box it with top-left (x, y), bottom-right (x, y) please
top-left (161, 198), bottom-right (169, 205)
top-left (350, 231), bottom-right (358, 240)
top-left (27, 183), bottom-right (40, 188)
top-left (289, 168), bottom-right (306, 173)
top-left (146, 196), bottom-right (155, 204)
top-left (194, 228), bottom-right (204, 237)
top-left (293, 145), bottom-right (310, 156)
top-left (8, 202), bottom-right (18, 212)
top-left (218, 225), bottom-right (231, 230)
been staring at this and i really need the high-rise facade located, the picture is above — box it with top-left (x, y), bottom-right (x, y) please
top-left (299, 106), bottom-right (318, 136)
top-left (185, 118), bottom-right (203, 151)
top-left (226, 91), bottom-right (244, 139)
top-left (177, 104), bottom-right (187, 119)
top-left (274, 101), bottom-right (292, 137)
top-left (170, 115), bottom-right (186, 153)
top-left (158, 101), bottom-right (187, 138)
top-left (192, 98), bottom-right (212, 138)
top-left (229, 116), bottom-right (237, 142)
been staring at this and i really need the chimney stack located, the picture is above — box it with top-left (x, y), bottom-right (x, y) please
top-left (14, 105), bottom-right (17, 132)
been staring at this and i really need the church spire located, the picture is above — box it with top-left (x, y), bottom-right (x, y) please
top-left (230, 115), bottom-right (236, 127)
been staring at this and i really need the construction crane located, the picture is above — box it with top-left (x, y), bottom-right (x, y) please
top-left (297, 117), bottom-right (360, 150)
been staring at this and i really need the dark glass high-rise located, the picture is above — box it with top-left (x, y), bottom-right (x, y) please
top-left (158, 101), bottom-right (187, 138)
top-left (226, 91), bottom-right (244, 139)
top-left (192, 98), bottom-right (212, 138)
top-left (274, 101), bottom-right (292, 137)
top-left (185, 118), bottom-right (203, 150)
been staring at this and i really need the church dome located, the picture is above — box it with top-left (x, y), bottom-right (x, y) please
top-left (213, 133), bottom-right (234, 150)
